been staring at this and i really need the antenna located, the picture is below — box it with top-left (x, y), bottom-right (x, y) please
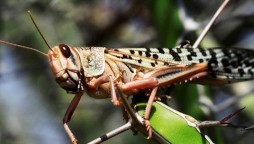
top-left (27, 11), bottom-right (53, 52)
top-left (0, 40), bottom-right (48, 57)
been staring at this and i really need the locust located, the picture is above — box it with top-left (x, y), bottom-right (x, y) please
top-left (0, 0), bottom-right (253, 143)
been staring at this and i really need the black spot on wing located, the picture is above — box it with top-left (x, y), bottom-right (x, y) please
top-left (199, 48), bottom-right (207, 56)
top-left (169, 49), bottom-right (181, 61)
top-left (238, 68), bottom-right (245, 77)
top-left (122, 54), bottom-right (128, 59)
top-left (138, 51), bottom-right (142, 56)
top-left (199, 59), bottom-right (204, 63)
top-left (236, 53), bottom-right (243, 60)
top-left (187, 55), bottom-right (192, 61)
top-left (190, 51), bottom-right (197, 57)
top-left (230, 61), bottom-right (239, 68)
top-left (146, 48), bottom-right (151, 53)
top-left (130, 50), bottom-right (135, 54)
top-left (158, 48), bottom-right (165, 54)
top-left (153, 54), bottom-right (159, 59)
top-left (221, 58), bottom-right (230, 67)
top-left (209, 49), bottom-right (217, 58)
top-left (145, 52), bottom-right (151, 57)
top-left (222, 49), bottom-right (232, 58)
top-left (208, 59), bottom-right (219, 78)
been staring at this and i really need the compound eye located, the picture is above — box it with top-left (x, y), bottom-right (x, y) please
top-left (59, 44), bottom-right (71, 58)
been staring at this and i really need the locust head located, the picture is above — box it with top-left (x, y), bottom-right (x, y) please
top-left (48, 44), bottom-right (82, 93)
top-left (48, 44), bottom-right (106, 93)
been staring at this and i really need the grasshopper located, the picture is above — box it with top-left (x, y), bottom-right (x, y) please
top-left (0, 0), bottom-right (252, 143)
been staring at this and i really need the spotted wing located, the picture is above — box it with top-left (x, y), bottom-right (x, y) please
top-left (105, 47), bottom-right (254, 81)
top-left (105, 47), bottom-right (215, 69)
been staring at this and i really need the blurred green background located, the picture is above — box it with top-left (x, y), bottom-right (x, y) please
top-left (0, 0), bottom-right (254, 144)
